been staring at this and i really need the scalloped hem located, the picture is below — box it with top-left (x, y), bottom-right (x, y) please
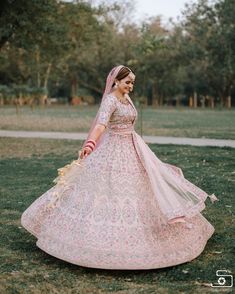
top-left (34, 226), bottom-right (214, 270)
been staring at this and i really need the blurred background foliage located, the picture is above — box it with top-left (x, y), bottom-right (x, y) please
top-left (0, 0), bottom-right (234, 108)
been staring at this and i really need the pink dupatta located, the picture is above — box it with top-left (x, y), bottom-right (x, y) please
top-left (125, 94), bottom-right (218, 224)
top-left (82, 65), bottom-right (125, 150)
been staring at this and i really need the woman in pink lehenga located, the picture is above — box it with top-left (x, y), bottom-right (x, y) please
top-left (21, 65), bottom-right (218, 270)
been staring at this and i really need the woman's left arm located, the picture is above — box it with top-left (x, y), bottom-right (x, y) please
top-left (79, 123), bottom-right (106, 159)
top-left (80, 95), bottom-right (117, 159)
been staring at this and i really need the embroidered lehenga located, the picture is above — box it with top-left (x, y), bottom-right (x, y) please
top-left (21, 66), bottom-right (217, 270)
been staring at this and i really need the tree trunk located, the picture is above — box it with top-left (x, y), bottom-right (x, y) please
top-left (36, 47), bottom-right (41, 88)
top-left (71, 77), bottom-right (78, 98)
top-left (14, 99), bottom-right (20, 115)
top-left (210, 96), bottom-right (214, 109)
top-left (152, 82), bottom-right (158, 106)
top-left (227, 96), bottom-right (231, 109)
top-left (220, 95), bottom-right (225, 107)
top-left (42, 62), bottom-right (52, 105)
top-left (0, 94), bottom-right (3, 106)
top-left (189, 96), bottom-right (193, 107)
top-left (193, 91), bottom-right (198, 108)
top-left (43, 63), bottom-right (52, 90)
top-left (201, 96), bottom-right (205, 108)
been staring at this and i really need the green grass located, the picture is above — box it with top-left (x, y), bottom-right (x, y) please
top-left (0, 105), bottom-right (235, 139)
top-left (0, 137), bottom-right (234, 293)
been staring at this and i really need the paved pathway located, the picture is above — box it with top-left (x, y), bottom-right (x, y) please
top-left (0, 130), bottom-right (234, 148)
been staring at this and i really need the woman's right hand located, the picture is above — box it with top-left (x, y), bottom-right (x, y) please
top-left (79, 147), bottom-right (92, 159)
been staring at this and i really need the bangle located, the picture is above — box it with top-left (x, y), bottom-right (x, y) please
top-left (86, 139), bottom-right (96, 148)
top-left (84, 139), bottom-right (96, 151)
top-left (84, 145), bottom-right (93, 152)
top-left (84, 142), bottom-right (96, 152)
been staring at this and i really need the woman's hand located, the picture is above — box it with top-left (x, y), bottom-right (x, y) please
top-left (79, 147), bottom-right (92, 159)
top-left (79, 123), bottom-right (106, 160)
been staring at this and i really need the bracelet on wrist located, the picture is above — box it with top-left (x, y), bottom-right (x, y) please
top-left (85, 145), bottom-right (93, 151)
top-left (84, 139), bottom-right (96, 152)
top-left (86, 139), bottom-right (96, 148)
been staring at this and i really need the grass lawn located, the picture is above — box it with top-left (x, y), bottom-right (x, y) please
top-left (0, 105), bottom-right (235, 140)
top-left (0, 137), bottom-right (234, 293)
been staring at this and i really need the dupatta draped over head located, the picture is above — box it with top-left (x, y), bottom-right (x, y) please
top-left (82, 65), bottom-right (125, 150)
top-left (81, 65), bottom-right (218, 225)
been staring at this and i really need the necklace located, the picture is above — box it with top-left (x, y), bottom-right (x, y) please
top-left (116, 95), bottom-right (130, 105)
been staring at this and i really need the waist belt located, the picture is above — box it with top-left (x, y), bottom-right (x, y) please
top-left (107, 128), bottom-right (134, 135)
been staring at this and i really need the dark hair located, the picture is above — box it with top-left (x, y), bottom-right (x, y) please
top-left (116, 66), bottom-right (134, 81)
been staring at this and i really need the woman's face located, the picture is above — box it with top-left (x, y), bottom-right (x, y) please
top-left (117, 72), bottom-right (135, 95)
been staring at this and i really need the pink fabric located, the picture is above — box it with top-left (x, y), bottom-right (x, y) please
top-left (82, 65), bottom-right (125, 150)
top-left (123, 94), bottom-right (214, 223)
top-left (21, 91), bottom-right (217, 269)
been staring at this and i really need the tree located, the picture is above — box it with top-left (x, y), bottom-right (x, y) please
top-left (180, 0), bottom-right (235, 107)
top-left (0, 0), bottom-right (59, 49)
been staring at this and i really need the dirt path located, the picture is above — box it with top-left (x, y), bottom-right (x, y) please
top-left (0, 130), bottom-right (234, 148)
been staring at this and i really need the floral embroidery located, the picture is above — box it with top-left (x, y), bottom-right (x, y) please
top-left (21, 93), bottom-right (215, 269)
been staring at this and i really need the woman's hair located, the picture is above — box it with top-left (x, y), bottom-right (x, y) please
top-left (112, 66), bottom-right (134, 87)
top-left (116, 66), bottom-right (131, 80)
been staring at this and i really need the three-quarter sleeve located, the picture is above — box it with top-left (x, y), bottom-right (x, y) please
top-left (96, 95), bottom-right (117, 127)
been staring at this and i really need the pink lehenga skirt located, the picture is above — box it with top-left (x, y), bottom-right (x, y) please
top-left (21, 130), bottom-right (215, 269)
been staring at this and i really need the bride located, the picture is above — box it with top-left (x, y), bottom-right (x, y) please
top-left (21, 65), bottom-right (218, 270)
